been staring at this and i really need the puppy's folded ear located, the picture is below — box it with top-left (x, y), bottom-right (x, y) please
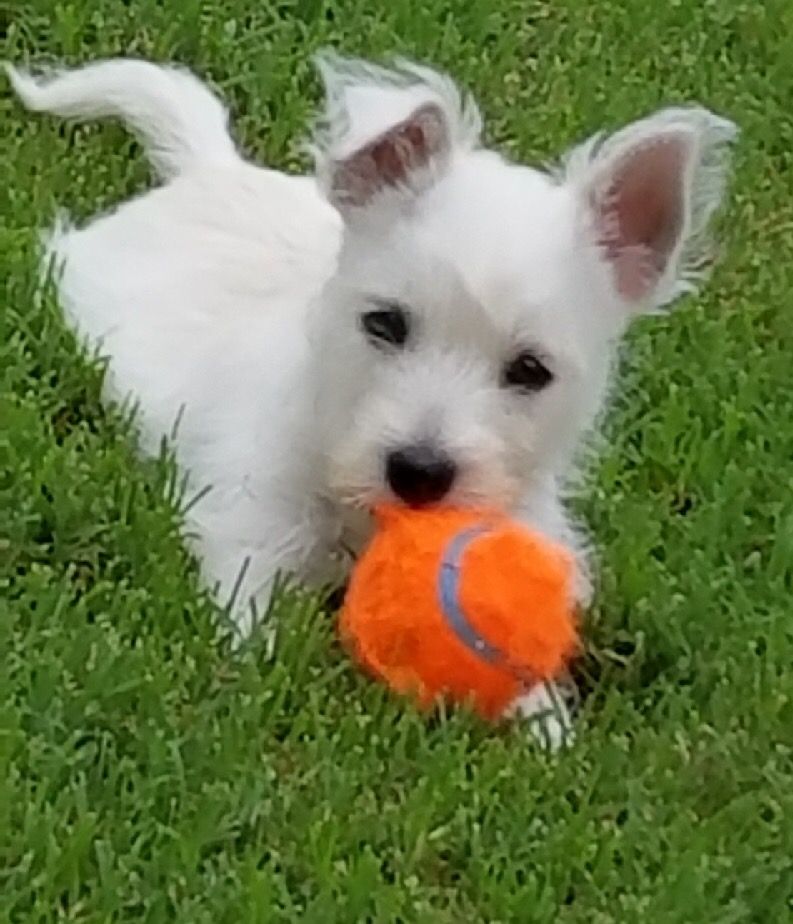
top-left (565, 107), bottom-right (738, 312)
top-left (312, 52), bottom-right (481, 217)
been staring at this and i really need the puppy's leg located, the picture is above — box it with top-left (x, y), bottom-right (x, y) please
top-left (187, 493), bottom-right (338, 641)
top-left (516, 479), bottom-right (593, 608)
top-left (507, 479), bottom-right (589, 748)
top-left (199, 539), bottom-right (291, 642)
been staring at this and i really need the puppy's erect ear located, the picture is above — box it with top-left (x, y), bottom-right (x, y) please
top-left (565, 107), bottom-right (738, 311)
top-left (312, 53), bottom-right (481, 216)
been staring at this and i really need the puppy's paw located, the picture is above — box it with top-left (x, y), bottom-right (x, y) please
top-left (505, 680), bottom-right (575, 751)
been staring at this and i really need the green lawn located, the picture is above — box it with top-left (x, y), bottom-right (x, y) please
top-left (2, 1), bottom-right (792, 921)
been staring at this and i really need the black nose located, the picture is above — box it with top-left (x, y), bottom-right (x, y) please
top-left (386, 445), bottom-right (457, 506)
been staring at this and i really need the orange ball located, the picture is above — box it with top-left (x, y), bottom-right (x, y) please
top-left (340, 505), bottom-right (578, 720)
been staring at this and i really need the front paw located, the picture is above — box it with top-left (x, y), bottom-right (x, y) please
top-left (505, 680), bottom-right (576, 751)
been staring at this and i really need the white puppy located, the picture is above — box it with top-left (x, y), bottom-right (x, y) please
top-left (8, 55), bottom-right (736, 742)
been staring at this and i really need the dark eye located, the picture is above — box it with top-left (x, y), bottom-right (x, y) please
top-left (502, 350), bottom-right (554, 393)
top-left (360, 304), bottom-right (410, 349)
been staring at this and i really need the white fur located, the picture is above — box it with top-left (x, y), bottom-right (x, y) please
top-left (8, 56), bottom-right (736, 744)
top-left (7, 60), bottom-right (237, 178)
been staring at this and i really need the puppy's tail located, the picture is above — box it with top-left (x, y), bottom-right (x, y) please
top-left (5, 58), bottom-right (239, 180)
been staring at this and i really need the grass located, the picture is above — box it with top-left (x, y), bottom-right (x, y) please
top-left (2, 0), bottom-right (793, 920)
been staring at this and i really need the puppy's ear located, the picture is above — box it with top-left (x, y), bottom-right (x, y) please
top-left (312, 53), bottom-right (481, 216)
top-left (565, 107), bottom-right (738, 311)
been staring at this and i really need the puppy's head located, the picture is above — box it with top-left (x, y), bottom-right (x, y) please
top-left (311, 54), bottom-right (737, 511)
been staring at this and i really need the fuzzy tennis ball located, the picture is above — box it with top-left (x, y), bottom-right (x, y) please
top-left (340, 505), bottom-right (578, 719)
